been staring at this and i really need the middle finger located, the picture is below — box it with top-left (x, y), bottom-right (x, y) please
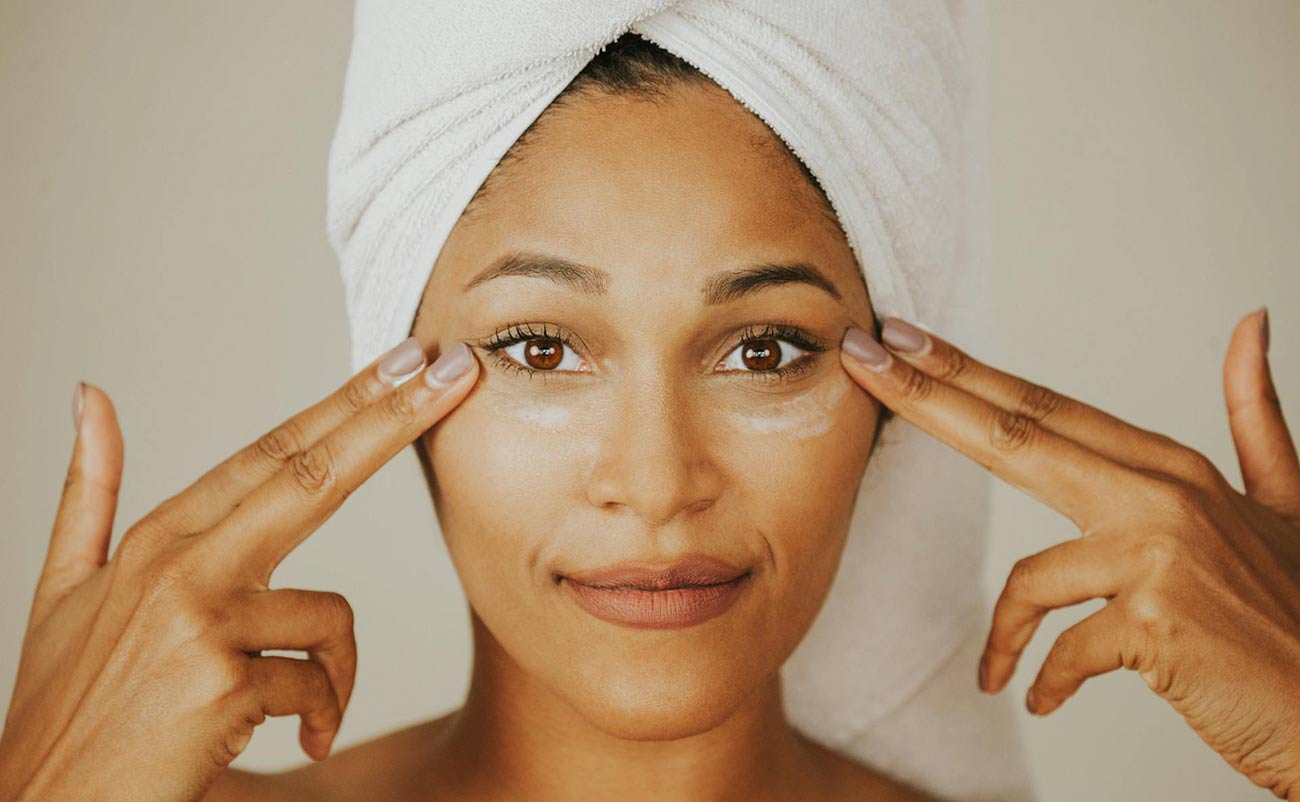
top-left (877, 316), bottom-right (1195, 481)
top-left (201, 342), bottom-right (478, 583)
top-left (840, 324), bottom-right (1156, 531)
top-left (152, 337), bottom-right (429, 536)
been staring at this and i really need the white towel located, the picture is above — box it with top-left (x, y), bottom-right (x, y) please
top-left (327, 2), bottom-right (1035, 799)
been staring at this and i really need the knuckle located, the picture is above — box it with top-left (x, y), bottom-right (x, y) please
top-left (1047, 629), bottom-right (1079, 668)
top-left (933, 346), bottom-right (973, 384)
top-left (196, 651), bottom-right (249, 706)
top-left (170, 600), bottom-right (225, 640)
top-left (319, 591), bottom-right (355, 633)
top-left (211, 724), bottom-right (255, 770)
top-left (1170, 447), bottom-right (1225, 492)
top-left (337, 377), bottom-right (373, 418)
top-left (379, 384), bottom-right (419, 424)
top-left (898, 367), bottom-right (936, 404)
top-left (147, 589), bottom-right (226, 647)
top-left (148, 494), bottom-right (190, 532)
top-left (1014, 381), bottom-right (1066, 423)
top-left (288, 443), bottom-right (337, 497)
top-left (1152, 479), bottom-right (1213, 527)
top-left (134, 549), bottom-right (191, 599)
top-left (210, 684), bottom-right (263, 767)
top-left (255, 422), bottom-right (305, 464)
top-left (1126, 588), bottom-right (1175, 641)
top-left (1133, 534), bottom-right (1181, 580)
top-left (989, 408), bottom-right (1038, 454)
top-left (114, 520), bottom-right (167, 567)
top-left (1005, 555), bottom-right (1038, 595)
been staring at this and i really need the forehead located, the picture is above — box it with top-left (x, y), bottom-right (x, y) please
top-left (419, 82), bottom-right (868, 323)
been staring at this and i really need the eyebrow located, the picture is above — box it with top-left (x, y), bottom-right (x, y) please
top-left (462, 250), bottom-right (843, 305)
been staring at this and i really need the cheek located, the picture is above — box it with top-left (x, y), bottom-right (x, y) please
top-left (712, 371), bottom-right (875, 513)
top-left (711, 372), bottom-right (876, 612)
top-left (422, 386), bottom-right (589, 596)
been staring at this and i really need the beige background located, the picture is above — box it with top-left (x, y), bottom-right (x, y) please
top-left (2, 2), bottom-right (1296, 800)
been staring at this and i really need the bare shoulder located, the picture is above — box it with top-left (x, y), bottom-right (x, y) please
top-left (201, 713), bottom-right (458, 802)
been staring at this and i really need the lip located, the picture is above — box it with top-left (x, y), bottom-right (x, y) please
top-left (556, 555), bottom-right (753, 630)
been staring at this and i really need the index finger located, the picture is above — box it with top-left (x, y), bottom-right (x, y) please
top-left (149, 337), bottom-right (430, 537)
top-left (202, 342), bottom-right (479, 583)
top-left (872, 316), bottom-right (1205, 486)
top-left (839, 324), bottom-right (1154, 531)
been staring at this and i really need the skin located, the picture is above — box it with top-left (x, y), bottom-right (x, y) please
top-left (2, 75), bottom-right (935, 802)
top-left (9, 48), bottom-right (1294, 802)
top-left (845, 309), bottom-right (1300, 799)
top-left (287, 80), bottom-right (912, 800)
top-left (0, 348), bottom-right (482, 801)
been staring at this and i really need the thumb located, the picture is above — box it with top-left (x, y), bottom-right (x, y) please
top-left (1223, 307), bottom-right (1300, 518)
top-left (31, 381), bottom-right (124, 627)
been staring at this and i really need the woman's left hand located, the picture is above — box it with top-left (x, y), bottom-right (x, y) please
top-left (839, 308), bottom-right (1300, 800)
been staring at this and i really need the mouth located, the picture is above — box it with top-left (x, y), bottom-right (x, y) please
top-left (555, 554), bottom-right (753, 629)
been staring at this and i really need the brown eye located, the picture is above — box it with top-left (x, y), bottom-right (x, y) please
top-left (523, 338), bottom-right (563, 370)
top-left (498, 334), bottom-right (587, 374)
top-left (740, 339), bottom-right (781, 371)
top-left (719, 336), bottom-right (810, 375)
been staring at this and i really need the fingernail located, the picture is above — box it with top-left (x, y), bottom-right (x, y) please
top-left (841, 326), bottom-right (892, 372)
top-left (424, 342), bottom-right (474, 388)
top-left (881, 317), bottom-right (931, 355)
top-left (978, 654), bottom-right (989, 692)
top-left (1025, 686), bottom-right (1039, 715)
top-left (72, 381), bottom-right (84, 433)
top-left (1259, 306), bottom-right (1269, 354)
top-left (377, 336), bottom-right (426, 384)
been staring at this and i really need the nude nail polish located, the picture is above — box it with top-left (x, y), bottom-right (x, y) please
top-left (842, 326), bottom-right (892, 371)
top-left (377, 336), bottom-right (426, 384)
top-left (425, 342), bottom-right (473, 388)
top-left (881, 317), bottom-right (931, 354)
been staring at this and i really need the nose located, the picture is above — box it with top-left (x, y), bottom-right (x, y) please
top-left (585, 372), bottom-right (724, 526)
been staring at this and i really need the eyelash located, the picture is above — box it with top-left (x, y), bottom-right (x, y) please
top-left (473, 320), bottom-right (829, 385)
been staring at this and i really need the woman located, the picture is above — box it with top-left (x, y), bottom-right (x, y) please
top-left (5, 17), bottom-right (1300, 802)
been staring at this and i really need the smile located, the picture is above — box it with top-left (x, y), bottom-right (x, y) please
top-left (559, 572), bottom-right (752, 629)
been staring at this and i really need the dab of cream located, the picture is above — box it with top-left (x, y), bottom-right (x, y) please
top-left (723, 377), bottom-right (850, 438)
top-left (507, 399), bottom-right (573, 429)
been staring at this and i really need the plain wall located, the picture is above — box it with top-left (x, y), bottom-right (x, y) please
top-left (1, 2), bottom-right (1296, 800)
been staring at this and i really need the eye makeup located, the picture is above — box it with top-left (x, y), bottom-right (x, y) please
top-left (469, 319), bottom-right (830, 384)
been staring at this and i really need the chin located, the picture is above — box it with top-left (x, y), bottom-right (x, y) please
top-left (561, 664), bottom-right (764, 741)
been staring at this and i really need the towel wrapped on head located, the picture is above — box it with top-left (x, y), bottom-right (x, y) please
top-left (327, 2), bottom-right (1034, 799)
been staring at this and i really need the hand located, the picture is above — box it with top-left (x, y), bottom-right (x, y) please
top-left (0, 338), bottom-right (478, 802)
top-left (839, 309), bottom-right (1300, 800)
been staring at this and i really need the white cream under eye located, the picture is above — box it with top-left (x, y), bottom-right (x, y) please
top-left (506, 399), bottom-right (573, 429)
top-left (717, 373), bottom-right (851, 439)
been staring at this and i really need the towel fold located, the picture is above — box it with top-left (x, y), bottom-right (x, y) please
top-left (327, 1), bottom-right (1033, 799)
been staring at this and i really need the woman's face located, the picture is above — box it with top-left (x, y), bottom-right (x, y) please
top-left (411, 81), bottom-right (880, 739)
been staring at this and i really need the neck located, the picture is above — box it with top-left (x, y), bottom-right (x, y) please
top-left (433, 612), bottom-right (826, 802)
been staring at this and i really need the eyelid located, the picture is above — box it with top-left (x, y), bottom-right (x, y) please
top-left (474, 320), bottom-right (827, 381)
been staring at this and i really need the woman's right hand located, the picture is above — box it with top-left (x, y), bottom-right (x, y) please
top-left (0, 337), bottom-right (478, 802)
